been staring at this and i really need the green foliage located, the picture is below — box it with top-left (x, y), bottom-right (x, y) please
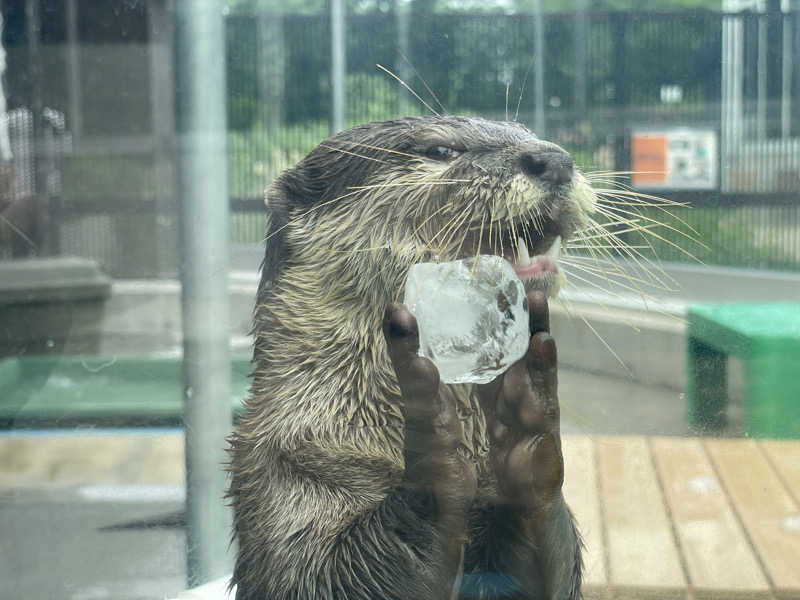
top-left (226, 0), bottom-right (721, 15)
top-left (228, 121), bottom-right (330, 198)
top-left (625, 206), bottom-right (800, 271)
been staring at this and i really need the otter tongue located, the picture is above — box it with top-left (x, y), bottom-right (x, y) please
top-left (513, 236), bottom-right (561, 279)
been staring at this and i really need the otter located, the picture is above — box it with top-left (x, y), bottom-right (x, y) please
top-left (228, 116), bottom-right (594, 599)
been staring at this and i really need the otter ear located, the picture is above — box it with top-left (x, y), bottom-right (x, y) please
top-left (259, 179), bottom-right (290, 293)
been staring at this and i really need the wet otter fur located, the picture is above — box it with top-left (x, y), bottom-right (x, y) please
top-left (228, 116), bottom-right (594, 599)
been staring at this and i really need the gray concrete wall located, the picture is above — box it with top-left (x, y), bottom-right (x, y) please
top-left (60, 260), bottom-right (799, 391)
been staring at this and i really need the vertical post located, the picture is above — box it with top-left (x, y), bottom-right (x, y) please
top-left (331, 0), bottom-right (346, 134)
top-left (395, 0), bottom-right (412, 115)
top-left (66, 0), bottom-right (82, 140)
top-left (257, 14), bottom-right (285, 132)
top-left (150, 0), bottom-right (178, 278)
top-left (757, 7), bottom-right (768, 140)
top-left (781, 0), bottom-right (792, 138)
top-left (174, 0), bottom-right (233, 586)
top-left (574, 1), bottom-right (587, 119)
top-left (612, 13), bottom-right (628, 173)
top-left (722, 1), bottom-right (745, 192)
top-left (25, 0), bottom-right (45, 255)
top-left (533, 0), bottom-right (545, 136)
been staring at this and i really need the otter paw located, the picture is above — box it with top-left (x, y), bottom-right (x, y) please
top-left (477, 292), bottom-right (565, 510)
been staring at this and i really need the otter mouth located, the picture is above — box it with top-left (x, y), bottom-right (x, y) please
top-left (474, 219), bottom-right (564, 296)
top-left (509, 235), bottom-right (561, 280)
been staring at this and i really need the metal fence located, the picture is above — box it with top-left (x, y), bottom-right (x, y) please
top-left (2, 8), bottom-right (799, 276)
top-left (226, 11), bottom-right (729, 198)
top-left (224, 9), bottom-right (800, 272)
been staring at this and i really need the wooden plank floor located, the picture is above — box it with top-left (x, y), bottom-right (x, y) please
top-left (563, 435), bottom-right (800, 600)
top-left (2, 433), bottom-right (799, 598)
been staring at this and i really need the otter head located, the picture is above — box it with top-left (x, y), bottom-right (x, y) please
top-left (261, 116), bottom-right (596, 306)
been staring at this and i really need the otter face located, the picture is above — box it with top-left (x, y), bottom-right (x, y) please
top-left (264, 116), bottom-right (597, 299)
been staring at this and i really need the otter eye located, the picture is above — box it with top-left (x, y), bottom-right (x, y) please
top-left (424, 145), bottom-right (461, 161)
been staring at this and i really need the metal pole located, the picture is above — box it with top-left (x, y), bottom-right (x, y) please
top-left (331, 0), bottom-right (346, 134)
top-left (25, 0), bottom-right (45, 255)
top-left (781, 0), bottom-right (792, 138)
top-left (574, 0), bottom-right (588, 119)
top-left (722, 0), bottom-right (745, 191)
top-left (149, 0), bottom-right (178, 278)
top-left (533, 0), bottom-right (546, 136)
top-left (758, 7), bottom-right (768, 140)
top-left (174, 0), bottom-right (233, 587)
top-left (396, 0), bottom-right (412, 115)
top-left (66, 0), bottom-right (82, 139)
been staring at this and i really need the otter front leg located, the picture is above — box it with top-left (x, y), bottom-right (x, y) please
top-left (383, 304), bottom-right (479, 598)
top-left (464, 291), bottom-right (582, 600)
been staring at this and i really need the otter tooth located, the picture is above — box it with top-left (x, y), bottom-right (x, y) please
top-left (546, 235), bottom-right (562, 260)
top-left (516, 236), bottom-right (531, 266)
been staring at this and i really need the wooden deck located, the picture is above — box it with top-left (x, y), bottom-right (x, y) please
top-left (2, 433), bottom-right (799, 598)
top-left (562, 435), bottom-right (800, 600)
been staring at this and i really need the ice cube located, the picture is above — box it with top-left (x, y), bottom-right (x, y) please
top-left (403, 255), bottom-right (529, 384)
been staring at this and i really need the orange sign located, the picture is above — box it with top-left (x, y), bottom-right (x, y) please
top-left (631, 135), bottom-right (667, 186)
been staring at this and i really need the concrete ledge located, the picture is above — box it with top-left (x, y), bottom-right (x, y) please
top-left (173, 576), bottom-right (234, 600)
top-left (73, 261), bottom-right (800, 390)
top-left (551, 295), bottom-right (687, 390)
top-left (0, 257), bottom-right (111, 305)
top-left (0, 257), bottom-right (112, 357)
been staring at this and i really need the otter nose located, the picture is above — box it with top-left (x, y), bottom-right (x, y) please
top-left (519, 151), bottom-right (574, 185)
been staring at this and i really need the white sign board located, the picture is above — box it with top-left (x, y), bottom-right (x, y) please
top-left (631, 128), bottom-right (718, 190)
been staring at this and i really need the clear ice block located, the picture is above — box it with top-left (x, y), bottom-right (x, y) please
top-left (403, 255), bottom-right (529, 384)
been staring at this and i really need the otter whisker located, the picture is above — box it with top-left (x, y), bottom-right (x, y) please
top-left (318, 143), bottom-right (389, 164)
top-left (347, 180), bottom-right (470, 190)
top-left (572, 221), bottom-right (661, 241)
top-left (453, 211), bottom-right (479, 263)
top-left (505, 82), bottom-right (510, 122)
top-left (427, 206), bottom-right (470, 249)
top-left (577, 219), bottom-right (675, 289)
top-left (411, 203), bottom-right (459, 239)
top-left (498, 220), bottom-right (506, 262)
top-left (562, 260), bottom-right (686, 325)
top-left (0, 214), bottom-right (37, 251)
top-left (560, 257), bottom-right (676, 298)
top-left (329, 245), bottom-right (393, 254)
top-left (514, 59), bottom-right (534, 122)
top-left (581, 218), bottom-right (680, 293)
top-left (568, 228), bottom-right (622, 296)
top-left (506, 197), bottom-right (520, 260)
top-left (474, 212), bottom-right (488, 263)
top-left (571, 222), bottom-right (657, 296)
top-left (264, 187), bottom-right (365, 243)
top-left (586, 173), bottom-right (696, 218)
top-left (487, 210), bottom-right (495, 253)
top-left (594, 194), bottom-right (689, 208)
top-left (376, 63), bottom-right (440, 117)
top-left (567, 244), bottom-right (651, 250)
top-left (398, 50), bottom-right (448, 115)
top-left (593, 204), bottom-right (708, 258)
top-left (585, 170), bottom-right (660, 178)
top-left (342, 140), bottom-right (422, 160)
top-left (429, 208), bottom-right (465, 251)
top-left (595, 192), bottom-right (703, 239)
top-left (577, 312), bottom-right (633, 375)
top-left (557, 266), bottom-right (646, 332)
